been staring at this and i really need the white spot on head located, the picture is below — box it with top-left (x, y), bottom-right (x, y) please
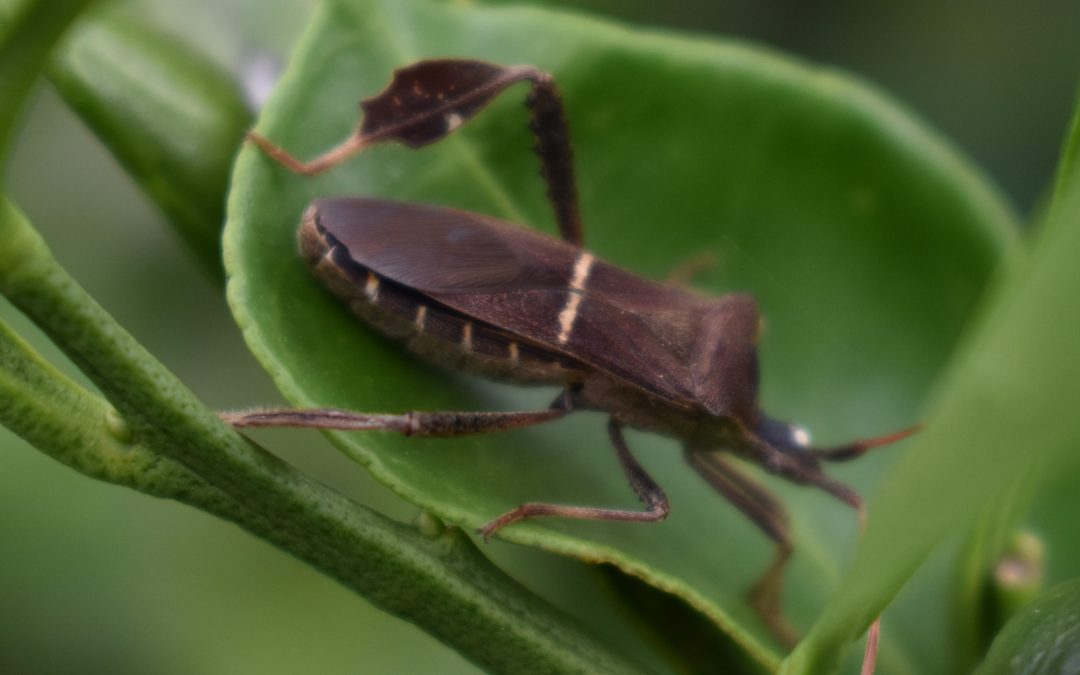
top-left (791, 425), bottom-right (812, 448)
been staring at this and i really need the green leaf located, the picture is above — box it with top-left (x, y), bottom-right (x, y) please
top-left (930, 90), bottom-right (1080, 674)
top-left (48, 8), bottom-right (251, 284)
top-left (976, 579), bottom-right (1080, 675)
top-left (225, 0), bottom-right (1015, 667)
top-left (784, 89), bottom-right (1080, 674)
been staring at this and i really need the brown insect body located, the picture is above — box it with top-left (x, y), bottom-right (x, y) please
top-left (242, 58), bottom-right (916, 651)
top-left (302, 197), bottom-right (772, 451)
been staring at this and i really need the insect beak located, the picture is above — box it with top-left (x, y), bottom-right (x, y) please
top-left (760, 442), bottom-right (861, 507)
top-left (754, 415), bottom-right (919, 508)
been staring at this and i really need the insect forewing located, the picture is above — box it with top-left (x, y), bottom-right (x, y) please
top-left (311, 198), bottom-right (702, 405)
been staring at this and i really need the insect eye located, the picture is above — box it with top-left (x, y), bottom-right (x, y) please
top-left (757, 416), bottom-right (812, 451)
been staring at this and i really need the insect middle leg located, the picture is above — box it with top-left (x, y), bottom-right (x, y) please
top-left (221, 407), bottom-right (566, 436)
top-left (684, 449), bottom-right (799, 648)
top-left (478, 418), bottom-right (670, 540)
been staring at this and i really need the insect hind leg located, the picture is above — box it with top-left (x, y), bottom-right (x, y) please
top-left (247, 59), bottom-right (584, 245)
top-left (684, 449), bottom-right (800, 648)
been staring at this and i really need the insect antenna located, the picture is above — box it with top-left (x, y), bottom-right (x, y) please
top-left (811, 425), bottom-right (920, 462)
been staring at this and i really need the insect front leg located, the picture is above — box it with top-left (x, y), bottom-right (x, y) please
top-left (249, 59), bottom-right (584, 245)
top-left (684, 449), bottom-right (799, 648)
top-left (478, 418), bottom-right (670, 540)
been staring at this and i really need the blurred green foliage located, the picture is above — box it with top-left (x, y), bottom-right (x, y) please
top-left (496, 0), bottom-right (1080, 215)
top-left (977, 579), bottom-right (1080, 675)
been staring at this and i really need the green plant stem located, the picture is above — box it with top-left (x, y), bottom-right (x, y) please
top-left (0, 0), bottom-right (96, 167)
top-left (0, 315), bottom-right (246, 511)
top-left (0, 194), bottom-right (646, 674)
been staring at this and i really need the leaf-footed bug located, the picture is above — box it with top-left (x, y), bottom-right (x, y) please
top-left (232, 59), bottom-right (917, 651)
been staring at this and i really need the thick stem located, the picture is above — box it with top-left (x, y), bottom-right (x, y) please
top-left (0, 196), bottom-right (644, 675)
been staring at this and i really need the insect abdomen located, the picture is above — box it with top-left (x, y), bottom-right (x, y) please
top-left (299, 210), bottom-right (584, 385)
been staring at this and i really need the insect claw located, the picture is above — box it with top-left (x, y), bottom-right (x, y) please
top-left (476, 520), bottom-right (501, 543)
top-left (477, 510), bottom-right (516, 541)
